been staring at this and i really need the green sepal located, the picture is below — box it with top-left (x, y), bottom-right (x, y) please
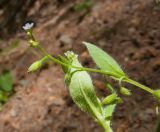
top-left (105, 81), bottom-right (116, 94)
top-left (102, 93), bottom-right (123, 105)
top-left (28, 56), bottom-right (48, 72)
top-left (58, 55), bottom-right (71, 74)
top-left (120, 87), bottom-right (132, 96)
top-left (28, 61), bottom-right (42, 72)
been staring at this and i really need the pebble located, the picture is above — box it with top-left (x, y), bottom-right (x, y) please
top-left (59, 35), bottom-right (72, 45)
top-left (10, 108), bottom-right (18, 117)
top-left (98, 40), bottom-right (106, 47)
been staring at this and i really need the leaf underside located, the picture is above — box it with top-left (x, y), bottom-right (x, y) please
top-left (64, 55), bottom-right (102, 118)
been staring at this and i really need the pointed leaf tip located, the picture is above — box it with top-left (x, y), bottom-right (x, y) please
top-left (84, 42), bottom-right (126, 78)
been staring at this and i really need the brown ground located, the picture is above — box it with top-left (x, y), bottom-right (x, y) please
top-left (0, 0), bottom-right (160, 132)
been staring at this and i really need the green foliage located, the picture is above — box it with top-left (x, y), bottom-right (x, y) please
top-left (73, 0), bottom-right (94, 12)
top-left (0, 70), bottom-right (13, 92)
top-left (84, 42), bottom-right (126, 78)
top-left (103, 104), bottom-right (116, 121)
top-left (0, 70), bottom-right (13, 105)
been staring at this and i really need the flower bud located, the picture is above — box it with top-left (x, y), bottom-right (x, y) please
top-left (153, 90), bottom-right (160, 101)
top-left (28, 56), bottom-right (48, 72)
top-left (117, 97), bottom-right (123, 104)
top-left (29, 40), bottom-right (39, 47)
top-left (28, 60), bottom-right (42, 72)
top-left (120, 87), bottom-right (131, 96)
top-left (64, 51), bottom-right (78, 61)
top-left (102, 94), bottom-right (117, 105)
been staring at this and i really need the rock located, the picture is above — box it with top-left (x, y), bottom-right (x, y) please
top-left (59, 35), bottom-right (72, 45)
top-left (10, 108), bottom-right (18, 117)
top-left (98, 40), bottom-right (106, 47)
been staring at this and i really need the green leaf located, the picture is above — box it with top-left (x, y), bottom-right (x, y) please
top-left (103, 104), bottom-right (116, 122)
top-left (0, 70), bottom-right (13, 92)
top-left (84, 42), bottom-right (126, 78)
top-left (64, 52), bottom-right (102, 118)
top-left (105, 81), bottom-right (116, 94)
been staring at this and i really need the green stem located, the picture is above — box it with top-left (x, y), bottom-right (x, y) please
top-left (37, 44), bottom-right (154, 95)
top-left (98, 119), bottom-right (113, 132)
top-left (37, 45), bottom-right (117, 77)
top-left (124, 78), bottom-right (154, 94)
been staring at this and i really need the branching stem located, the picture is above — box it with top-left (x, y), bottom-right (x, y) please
top-left (36, 44), bottom-right (154, 95)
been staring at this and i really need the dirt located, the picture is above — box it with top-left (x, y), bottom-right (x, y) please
top-left (0, 0), bottom-right (160, 132)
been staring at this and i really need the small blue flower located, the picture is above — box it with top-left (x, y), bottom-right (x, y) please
top-left (22, 22), bottom-right (34, 30)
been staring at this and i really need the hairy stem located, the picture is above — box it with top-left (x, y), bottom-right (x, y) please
top-left (37, 44), bottom-right (153, 94)
top-left (124, 78), bottom-right (154, 94)
top-left (37, 45), bottom-right (118, 77)
top-left (98, 119), bottom-right (113, 132)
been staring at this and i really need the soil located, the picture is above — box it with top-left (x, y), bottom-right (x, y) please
top-left (0, 0), bottom-right (160, 132)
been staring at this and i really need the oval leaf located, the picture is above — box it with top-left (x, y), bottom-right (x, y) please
top-left (103, 104), bottom-right (116, 123)
top-left (84, 42), bottom-right (126, 78)
top-left (64, 53), bottom-right (102, 118)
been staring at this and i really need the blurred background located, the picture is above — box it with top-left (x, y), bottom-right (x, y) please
top-left (0, 0), bottom-right (160, 132)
